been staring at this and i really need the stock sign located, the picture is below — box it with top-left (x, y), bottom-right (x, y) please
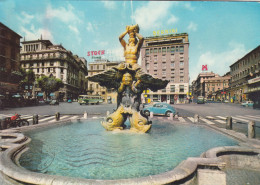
top-left (87, 50), bottom-right (105, 56)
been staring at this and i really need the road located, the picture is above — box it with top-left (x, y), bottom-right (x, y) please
top-left (1, 102), bottom-right (260, 138)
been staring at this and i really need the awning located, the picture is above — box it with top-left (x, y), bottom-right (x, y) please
top-left (37, 93), bottom-right (43, 96)
top-left (12, 94), bottom-right (21, 98)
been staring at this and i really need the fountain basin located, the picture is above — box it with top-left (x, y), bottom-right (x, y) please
top-left (0, 118), bottom-right (260, 185)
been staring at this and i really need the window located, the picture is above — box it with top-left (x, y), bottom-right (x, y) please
top-left (171, 47), bottom-right (175, 53)
top-left (37, 68), bottom-right (39, 73)
top-left (170, 85), bottom-right (175, 92)
top-left (179, 85), bottom-right (184, 92)
top-left (162, 55), bottom-right (166, 61)
top-left (48, 68), bottom-right (50, 72)
top-left (61, 68), bottom-right (64, 73)
top-left (162, 71), bottom-right (166, 76)
top-left (154, 63), bottom-right (158, 68)
top-left (179, 46), bottom-right (184, 52)
top-left (158, 48), bottom-right (161, 53)
top-left (60, 62), bottom-right (64, 66)
top-left (180, 69), bottom-right (184, 75)
top-left (180, 61), bottom-right (184, 66)
top-left (145, 49), bottom-right (149, 55)
top-left (154, 55), bottom-right (158, 61)
top-left (171, 54), bottom-right (175, 61)
top-left (37, 63), bottom-right (40, 67)
top-left (146, 63), bottom-right (150, 70)
top-left (162, 47), bottom-right (166, 53)
top-left (162, 62), bottom-right (166, 69)
top-left (42, 62), bottom-right (44, 66)
top-left (154, 48), bottom-right (158, 53)
top-left (50, 62), bottom-right (54, 66)
top-left (176, 46), bottom-right (179, 52)
top-left (167, 47), bottom-right (170, 53)
top-left (30, 63), bottom-right (33, 67)
top-left (171, 62), bottom-right (175, 68)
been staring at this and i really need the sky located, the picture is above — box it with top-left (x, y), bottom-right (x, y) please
top-left (1, 0), bottom-right (260, 82)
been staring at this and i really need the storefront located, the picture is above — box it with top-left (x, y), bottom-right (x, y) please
top-left (246, 76), bottom-right (260, 108)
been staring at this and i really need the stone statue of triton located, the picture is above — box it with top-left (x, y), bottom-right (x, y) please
top-left (87, 24), bottom-right (169, 133)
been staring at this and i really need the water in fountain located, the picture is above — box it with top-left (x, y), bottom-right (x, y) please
top-left (19, 119), bottom-right (238, 180)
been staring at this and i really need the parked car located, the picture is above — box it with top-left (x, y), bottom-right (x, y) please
top-left (67, 99), bottom-right (72, 103)
top-left (142, 102), bottom-right (176, 117)
top-left (241, 101), bottom-right (254, 107)
top-left (197, 96), bottom-right (205, 104)
top-left (49, 100), bottom-right (59, 105)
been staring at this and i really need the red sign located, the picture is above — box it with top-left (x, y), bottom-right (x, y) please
top-left (87, 50), bottom-right (105, 56)
top-left (202, 65), bottom-right (208, 71)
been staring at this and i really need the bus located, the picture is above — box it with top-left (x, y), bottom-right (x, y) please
top-left (78, 95), bottom-right (104, 105)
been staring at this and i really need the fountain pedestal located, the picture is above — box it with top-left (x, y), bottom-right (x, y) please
top-left (87, 25), bottom-right (168, 133)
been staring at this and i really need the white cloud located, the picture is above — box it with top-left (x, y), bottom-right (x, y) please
top-left (183, 2), bottom-right (195, 11)
top-left (133, 2), bottom-right (176, 30)
top-left (167, 15), bottom-right (179, 25)
top-left (86, 22), bottom-right (94, 32)
top-left (45, 4), bottom-right (81, 24)
top-left (93, 40), bottom-right (109, 48)
top-left (102, 1), bottom-right (116, 10)
top-left (69, 25), bottom-right (79, 35)
top-left (190, 42), bottom-right (247, 82)
top-left (187, 22), bottom-right (197, 31)
top-left (18, 11), bottom-right (34, 24)
top-left (105, 47), bottom-right (124, 61)
top-left (21, 26), bottom-right (53, 41)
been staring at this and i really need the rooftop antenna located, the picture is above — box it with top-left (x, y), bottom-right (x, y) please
top-left (40, 34), bottom-right (43, 40)
top-left (24, 37), bottom-right (25, 41)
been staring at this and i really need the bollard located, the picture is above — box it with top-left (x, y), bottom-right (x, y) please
top-left (106, 111), bottom-right (110, 116)
top-left (84, 111), bottom-right (88, 119)
top-left (150, 112), bottom-right (154, 118)
top-left (55, 112), bottom-right (60, 121)
top-left (194, 114), bottom-right (199, 123)
top-left (0, 118), bottom-right (4, 130)
top-left (33, 114), bottom-right (38, 125)
top-left (248, 121), bottom-right (255, 139)
top-left (168, 113), bottom-right (174, 120)
top-left (226, 116), bottom-right (232, 130)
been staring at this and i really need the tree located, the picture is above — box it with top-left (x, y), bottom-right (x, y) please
top-left (19, 69), bottom-right (35, 91)
top-left (37, 76), bottom-right (64, 98)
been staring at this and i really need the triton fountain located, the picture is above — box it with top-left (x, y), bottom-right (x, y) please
top-left (1, 25), bottom-right (259, 185)
top-left (88, 24), bottom-right (168, 133)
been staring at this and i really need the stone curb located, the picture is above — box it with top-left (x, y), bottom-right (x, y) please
top-left (0, 118), bottom-right (260, 184)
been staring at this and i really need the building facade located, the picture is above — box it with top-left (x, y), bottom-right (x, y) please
top-left (229, 45), bottom-right (260, 105)
top-left (87, 60), bottom-right (121, 103)
top-left (0, 22), bottom-right (22, 95)
top-left (203, 74), bottom-right (231, 101)
top-left (20, 39), bottom-right (88, 101)
top-left (192, 72), bottom-right (216, 98)
top-left (141, 33), bottom-right (189, 104)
